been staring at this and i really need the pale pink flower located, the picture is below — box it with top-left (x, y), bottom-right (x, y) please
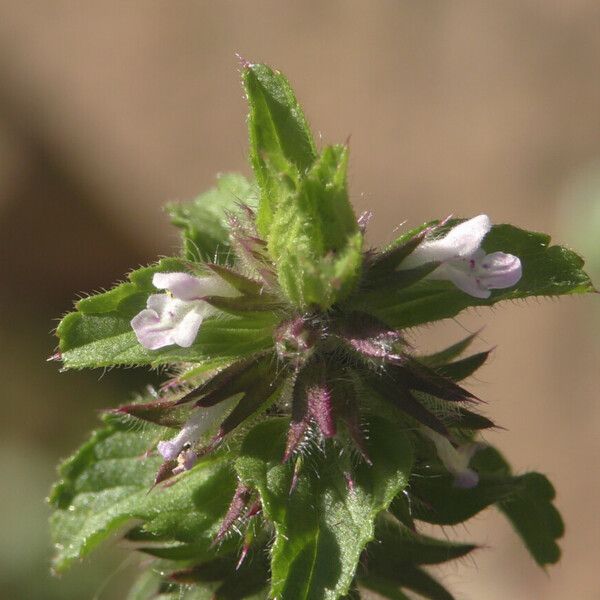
top-left (131, 272), bottom-right (236, 350)
top-left (401, 215), bottom-right (522, 298)
top-left (422, 427), bottom-right (482, 488)
top-left (157, 398), bottom-right (236, 464)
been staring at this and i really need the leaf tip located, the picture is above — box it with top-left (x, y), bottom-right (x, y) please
top-left (235, 52), bottom-right (254, 70)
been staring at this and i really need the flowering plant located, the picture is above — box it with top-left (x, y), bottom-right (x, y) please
top-left (49, 62), bottom-right (594, 600)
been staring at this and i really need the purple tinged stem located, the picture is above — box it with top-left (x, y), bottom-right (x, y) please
top-left (344, 471), bottom-right (356, 494)
top-left (236, 543), bottom-right (251, 571)
top-left (283, 420), bottom-right (308, 463)
top-left (330, 376), bottom-right (372, 465)
top-left (114, 399), bottom-right (182, 428)
top-left (308, 384), bottom-right (337, 438)
top-left (339, 405), bottom-right (372, 466)
top-left (335, 311), bottom-right (405, 359)
top-left (283, 372), bottom-right (310, 462)
top-left (151, 459), bottom-right (178, 489)
top-left (357, 210), bottom-right (373, 233)
top-left (246, 499), bottom-right (262, 519)
top-left (213, 483), bottom-right (252, 544)
top-left (159, 378), bottom-right (183, 392)
top-left (289, 457), bottom-right (303, 495)
top-left (235, 52), bottom-right (252, 69)
top-left (236, 502), bottom-right (261, 570)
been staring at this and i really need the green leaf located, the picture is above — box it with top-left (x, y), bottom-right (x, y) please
top-left (358, 577), bottom-right (411, 600)
top-left (128, 564), bottom-right (269, 600)
top-left (243, 63), bottom-right (362, 308)
top-left (205, 263), bottom-right (265, 296)
top-left (235, 416), bottom-right (413, 600)
top-left (410, 446), bottom-right (563, 567)
top-left (357, 223), bottom-right (595, 328)
top-left (269, 146), bottom-right (357, 263)
top-left (356, 518), bottom-right (471, 600)
top-left (49, 417), bottom-right (237, 573)
top-left (276, 231), bottom-right (363, 311)
top-left (359, 567), bottom-right (454, 600)
top-left (410, 471), bottom-right (513, 526)
top-left (243, 62), bottom-right (317, 237)
top-left (269, 146), bottom-right (362, 309)
top-left (202, 294), bottom-right (283, 316)
top-left (408, 440), bottom-right (519, 525)
top-left (389, 566), bottom-right (455, 600)
top-left (438, 406), bottom-right (496, 430)
top-left (373, 519), bottom-right (476, 566)
top-left (61, 314), bottom-right (275, 370)
top-left (418, 332), bottom-right (478, 367)
top-left (499, 472), bottom-right (564, 566)
top-left (56, 259), bottom-right (277, 369)
top-left (473, 447), bottom-right (564, 566)
top-left (74, 257), bottom-right (187, 315)
top-left (167, 173), bottom-right (255, 263)
top-left (126, 570), bottom-right (164, 600)
top-left (388, 493), bottom-right (414, 529)
top-left (168, 551), bottom-right (271, 599)
top-left (434, 350), bottom-right (491, 381)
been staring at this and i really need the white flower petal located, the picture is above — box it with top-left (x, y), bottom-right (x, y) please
top-left (153, 272), bottom-right (238, 301)
top-left (445, 264), bottom-right (492, 298)
top-left (133, 273), bottom-right (240, 350)
top-left (403, 242), bottom-right (450, 266)
top-left (171, 309), bottom-right (204, 347)
top-left (197, 275), bottom-right (238, 297)
top-left (131, 294), bottom-right (203, 350)
top-left (157, 439), bottom-right (182, 461)
top-left (402, 215), bottom-right (492, 267)
top-left (156, 399), bottom-right (236, 460)
top-left (399, 215), bottom-right (521, 298)
top-left (152, 272), bottom-right (207, 301)
top-left (146, 293), bottom-right (171, 313)
top-left (454, 469), bottom-right (479, 489)
top-left (478, 252), bottom-right (522, 290)
top-left (131, 307), bottom-right (175, 350)
top-left (421, 427), bottom-right (481, 488)
top-left (439, 214), bottom-right (491, 257)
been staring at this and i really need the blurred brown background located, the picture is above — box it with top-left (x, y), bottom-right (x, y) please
top-left (0, 2), bottom-right (599, 599)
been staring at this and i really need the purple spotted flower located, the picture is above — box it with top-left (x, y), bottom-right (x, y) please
top-left (131, 272), bottom-right (237, 350)
top-left (401, 215), bottom-right (522, 298)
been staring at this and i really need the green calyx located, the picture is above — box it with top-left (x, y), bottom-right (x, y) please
top-left (244, 62), bottom-right (363, 310)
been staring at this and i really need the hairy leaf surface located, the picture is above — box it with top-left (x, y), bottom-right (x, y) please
top-left (49, 417), bottom-right (236, 573)
top-left (235, 416), bottom-right (413, 600)
top-left (57, 259), bottom-right (277, 369)
top-left (167, 173), bottom-right (255, 263)
top-left (358, 223), bottom-right (594, 328)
